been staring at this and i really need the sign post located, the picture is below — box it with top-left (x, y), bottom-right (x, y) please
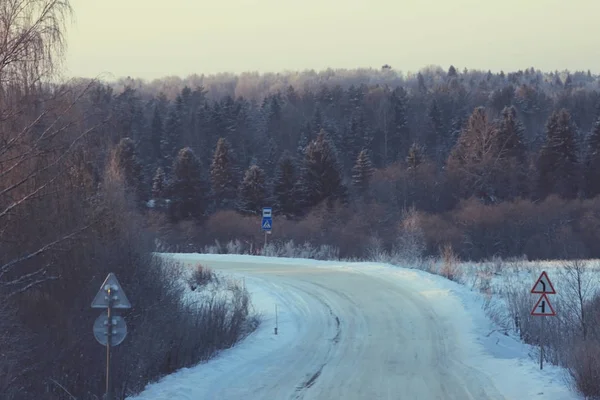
top-left (530, 271), bottom-right (556, 370)
top-left (91, 273), bottom-right (131, 400)
top-left (261, 207), bottom-right (272, 248)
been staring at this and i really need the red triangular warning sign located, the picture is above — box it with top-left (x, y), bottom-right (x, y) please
top-left (531, 293), bottom-right (556, 316)
top-left (530, 271), bottom-right (556, 294)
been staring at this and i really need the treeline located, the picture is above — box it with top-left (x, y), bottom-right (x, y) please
top-left (102, 66), bottom-right (600, 260)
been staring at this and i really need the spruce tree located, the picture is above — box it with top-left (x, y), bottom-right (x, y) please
top-left (495, 106), bottom-right (528, 198)
top-left (388, 87), bottom-right (410, 163)
top-left (237, 165), bottom-right (267, 215)
top-left (426, 99), bottom-right (444, 160)
top-left (300, 129), bottom-right (347, 208)
top-left (273, 153), bottom-right (297, 216)
top-left (262, 137), bottom-right (279, 181)
top-left (584, 116), bottom-right (600, 197)
top-left (417, 72), bottom-right (427, 94)
top-left (447, 107), bottom-right (502, 199)
top-left (496, 106), bottom-right (526, 161)
top-left (406, 143), bottom-right (424, 170)
top-left (537, 109), bottom-right (579, 199)
top-left (297, 122), bottom-right (311, 158)
top-left (210, 137), bottom-right (236, 208)
top-left (351, 149), bottom-right (374, 195)
top-left (150, 106), bottom-right (163, 161)
top-left (152, 167), bottom-right (166, 207)
top-left (344, 111), bottom-right (372, 169)
top-left (169, 147), bottom-right (207, 221)
top-left (161, 101), bottom-right (183, 170)
top-left (113, 137), bottom-right (144, 203)
top-left (448, 65), bottom-right (458, 78)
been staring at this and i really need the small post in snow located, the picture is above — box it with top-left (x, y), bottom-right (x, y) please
top-left (274, 304), bottom-right (278, 335)
top-left (530, 271), bottom-right (557, 370)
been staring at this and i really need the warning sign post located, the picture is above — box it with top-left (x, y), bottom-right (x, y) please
top-left (530, 271), bottom-right (556, 371)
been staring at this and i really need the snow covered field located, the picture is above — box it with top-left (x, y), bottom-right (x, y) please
top-left (128, 254), bottom-right (580, 400)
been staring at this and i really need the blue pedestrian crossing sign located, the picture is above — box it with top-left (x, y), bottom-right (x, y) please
top-left (262, 207), bottom-right (272, 232)
top-left (262, 218), bottom-right (272, 230)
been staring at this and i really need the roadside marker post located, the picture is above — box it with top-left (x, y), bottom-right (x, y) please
top-left (274, 303), bottom-right (278, 335)
top-left (530, 271), bottom-right (556, 370)
top-left (91, 273), bottom-right (131, 400)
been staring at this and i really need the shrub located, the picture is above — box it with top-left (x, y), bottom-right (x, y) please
top-left (439, 244), bottom-right (462, 282)
top-left (568, 339), bottom-right (600, 398)
top-left (189, 264), bottom-right (217, 290)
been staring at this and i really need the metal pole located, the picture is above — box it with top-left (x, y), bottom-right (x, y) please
top-left (106, 288), bottom-right (113, 400)
top-left (274, 304), bottom-right (278, 335)
top-left (540, 316), bottom-right (544, 370)
top-left (264, 231), bottom-right (267, 249)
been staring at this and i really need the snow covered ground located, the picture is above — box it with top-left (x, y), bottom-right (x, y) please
top-left (127, 254), bottom-right (580, 400)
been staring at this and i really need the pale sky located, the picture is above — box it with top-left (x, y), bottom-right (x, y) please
top-left (65, 0), bottom-right (599, 81)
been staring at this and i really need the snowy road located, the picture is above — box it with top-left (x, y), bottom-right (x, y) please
top-left (129, 254), bottom-right (577, 400)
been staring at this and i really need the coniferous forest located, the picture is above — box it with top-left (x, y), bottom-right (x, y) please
top-left (109, 67), bottom-right (600, 261)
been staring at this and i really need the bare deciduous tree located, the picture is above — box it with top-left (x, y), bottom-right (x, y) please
top-left (0, 0), bottom-right (109, 295)
top-left (561, 260), bottom-right (594, 340)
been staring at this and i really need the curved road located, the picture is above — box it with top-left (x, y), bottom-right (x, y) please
top-left (168, 255), bottom-right (507, 400)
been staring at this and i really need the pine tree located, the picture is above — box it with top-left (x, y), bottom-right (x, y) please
top-left (273, 153), bottom-right (297, 216)
top-left (210, 137), bottom-right (236, 208)
top-left (237, 165), bottom-right (267, 215)
top-left (169, 147), bottom-right (207, 221)
top-left (584, 116), bottom-right (600, 197)
top-left (300, 129), bottom-right (347, 208)
top-left (113, 137), bottom-right (144, 203)
top-left (537, 109), bottom-right (579, 199)
top-left (351, 149), bottom-right (374, 196)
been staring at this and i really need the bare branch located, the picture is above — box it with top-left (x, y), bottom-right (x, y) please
top-left (0, 222), bottom-right (91, 277)
top-left (2, 264), bottom-right (50, 286)
top-left (0, 119), bottom-right (106, 220)
top-left (47, 378), bottom-right (77, 400)
top-left (6, 275), bottom-right (57, 297)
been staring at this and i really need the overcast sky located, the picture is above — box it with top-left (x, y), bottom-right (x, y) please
top-left (64, 0), bottom-right (599, 80)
